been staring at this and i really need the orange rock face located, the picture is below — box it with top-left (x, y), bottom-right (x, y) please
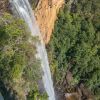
top-left (65, 93), bottom-right (80, 100)
top-left (35, 0), bottom-right (64, 44)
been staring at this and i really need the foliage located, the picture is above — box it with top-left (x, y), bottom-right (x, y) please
top-left (27, 89), bottom-right (48, 100)
top-left (47, 0), bottom-right (100, 99)
top-left (0, 13), bottom-right (42, 99)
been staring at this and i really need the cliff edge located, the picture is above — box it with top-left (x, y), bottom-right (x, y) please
top-left (35, 0), bottom-right (64, 44)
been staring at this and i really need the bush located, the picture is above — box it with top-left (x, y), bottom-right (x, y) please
top-left (0, 13), bottom-right (42, 99)
top-left (47, 0), bottom-right (100, 99)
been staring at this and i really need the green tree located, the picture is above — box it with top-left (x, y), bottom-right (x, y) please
top-left (47, 0), bottom-right (100, 99)
top-left (0, 13), bottom-right (42, 100)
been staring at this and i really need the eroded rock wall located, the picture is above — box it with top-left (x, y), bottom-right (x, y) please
top-left (35, 0), bottom-right (64, 44)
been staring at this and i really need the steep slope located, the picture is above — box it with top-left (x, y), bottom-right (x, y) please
top-left (35, 0), bottom-right (64, 44)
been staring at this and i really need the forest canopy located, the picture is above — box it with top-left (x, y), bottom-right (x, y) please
top-left (0, 13), bottom-right (47, 100)
top-left (47, 0), bottom-right (100, 99)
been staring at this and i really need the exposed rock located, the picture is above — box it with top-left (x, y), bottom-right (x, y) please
top-left (35, 0), bottom-right (64, 44)
top-left (79, 84), bottom-right (94, 100)
top-left (65, 93), bottom-right (81, 100)
top-left (58, 70), bottom-right (94, 100)
top-left (0, 0), bottom-right (10, 14)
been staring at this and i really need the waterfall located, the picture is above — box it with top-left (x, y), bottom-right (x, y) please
top-left (9, 0), bottom-right (55, 100)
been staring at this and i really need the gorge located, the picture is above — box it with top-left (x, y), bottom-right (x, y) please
top-left (0, 0), bottom-right (100, 100)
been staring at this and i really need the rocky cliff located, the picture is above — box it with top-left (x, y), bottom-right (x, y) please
top-left (35, 0), bottom-right (64, 44)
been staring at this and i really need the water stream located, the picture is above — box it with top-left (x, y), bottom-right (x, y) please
top-left (9, 0), bottom-right (55, 100)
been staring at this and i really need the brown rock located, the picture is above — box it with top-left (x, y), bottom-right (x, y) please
top-left (65, 93), bottom-right (81, 100)
top-left (35, 0), bottom-right (64, 44)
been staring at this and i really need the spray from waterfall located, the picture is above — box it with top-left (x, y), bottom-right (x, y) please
top-left (9, 0), bottom-right (56, 100)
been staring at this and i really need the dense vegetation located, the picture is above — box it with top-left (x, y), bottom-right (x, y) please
top-left (47, 0), bottom-right (100, 99)
top-left (0, 13), bottom-right (47, 100)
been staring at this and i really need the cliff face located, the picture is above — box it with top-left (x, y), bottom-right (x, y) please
top-left (35, 0), bottom-right (64, 44)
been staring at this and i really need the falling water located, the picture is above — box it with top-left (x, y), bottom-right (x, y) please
top-left (9, 0), bottom-right (55, 100)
